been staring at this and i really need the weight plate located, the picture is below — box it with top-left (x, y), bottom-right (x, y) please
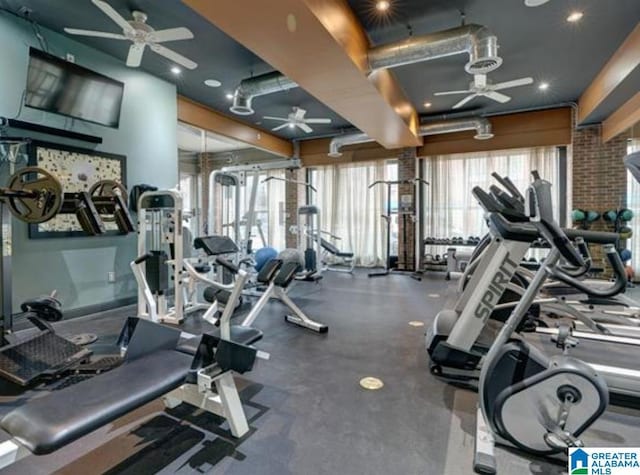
top-left (6, 167), bottom-right (63, 223)
top-left (89, 180), bottom-right (127, 222)
top-left (68, 333), bottom-right (98, 346)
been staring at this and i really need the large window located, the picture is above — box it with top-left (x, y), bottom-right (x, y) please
top-left (308, 160), bottom-right (398, 266)
top-left (237, 170), bottom-right (287, 251)
top-left (626, 139), bottom-right (640, 269)
top-left (422, 147), bottom-right (560, 239)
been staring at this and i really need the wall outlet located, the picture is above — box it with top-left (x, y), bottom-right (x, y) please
top-left (108, 271), bottom-right (116, 283)
top-left (66, 53), bottom-right (75, 63)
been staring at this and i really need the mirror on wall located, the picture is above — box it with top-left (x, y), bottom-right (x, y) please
top-left (176, 122), bottom-right (287, 251)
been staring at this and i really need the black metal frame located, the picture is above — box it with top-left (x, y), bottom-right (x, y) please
top-left (26, 140), bottom-right (127, 239)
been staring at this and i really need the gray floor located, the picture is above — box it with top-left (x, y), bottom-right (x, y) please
top-left (1, 270), bottom-right (639, 474)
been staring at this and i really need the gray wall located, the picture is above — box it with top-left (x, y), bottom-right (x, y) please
top-left (0, 10), bottom-right (178, 312)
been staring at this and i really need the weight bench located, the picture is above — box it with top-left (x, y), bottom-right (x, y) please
top-left (242, 260), bottom-right (328, 333)
top-left (314, 232), bottom-right (354, 274)
top-left (0, 316), bottom-right (260, 468)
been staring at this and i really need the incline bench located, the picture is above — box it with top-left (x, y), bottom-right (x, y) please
top-left (314, 232), bottom-right (354, 274)
top-left (0, 259), bottom-right (262, 470)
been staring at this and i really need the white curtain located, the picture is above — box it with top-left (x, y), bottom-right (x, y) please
top-left (626, 139), bottom-right (640, 269)
top-left (311, 160), bottom-right (397, 267)
top-left (423, 147), bottom-right (560, 239)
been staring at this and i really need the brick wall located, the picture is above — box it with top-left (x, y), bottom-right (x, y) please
top-left (571, 124), bottom-right (630, 266)
top-left (397, 148), bottom-right (417, 270)
top-left (285, 168), bottom-right (300, 248)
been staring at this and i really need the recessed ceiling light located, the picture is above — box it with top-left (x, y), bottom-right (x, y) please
top-left (225, 93), bottom-right (234, 100)
top-left (170, 66), bottom-right (181, 75)
top-left (538, 82), bottom-right (549, 91)
top-left (424, 102), bottom-right (432, 108)
top-left (204, 79), bottom-right (222, 87)
top-left (375, 0), bottom-right (391, 12)
top-left (567, 11), bottom-right (584, 22)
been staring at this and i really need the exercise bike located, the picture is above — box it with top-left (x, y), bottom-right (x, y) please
top-left (474, 173), bottom-right (609, 474)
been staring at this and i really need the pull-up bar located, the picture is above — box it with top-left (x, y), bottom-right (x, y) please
top-left (262, 176), bottom-right (317, 193)
top-left (368, 178), bottom-right (429, 189)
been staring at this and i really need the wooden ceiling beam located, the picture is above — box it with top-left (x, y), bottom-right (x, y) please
top-left (177, 96), bottom-right (293, 157)
top-left (182, 0), bottom-right (422, 149)
top-left (578, 22), bottom-right (640, 124)
top-left (602, 91), bottom-right (640, 143)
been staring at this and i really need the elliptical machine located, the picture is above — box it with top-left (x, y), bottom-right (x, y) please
top-left (474, 173), bottom-right (609, 474)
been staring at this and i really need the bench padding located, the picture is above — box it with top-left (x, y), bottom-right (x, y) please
top-left (319, 237), bottom-right (354, 258)
top-left (177, 326), bottom-right (263, 355)
top-left (1, 350), bottom-right (192, 455)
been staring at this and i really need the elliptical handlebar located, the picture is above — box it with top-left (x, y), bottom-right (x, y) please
top-left (550, 244), bottom-right (628, 298)
top-left (526, 173), bottom-right (586, 269)
top-left (491, 172), bottom-right (525, 202)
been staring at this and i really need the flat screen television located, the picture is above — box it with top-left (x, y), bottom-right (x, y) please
top-left (25, 48), bottom-right (124, 128)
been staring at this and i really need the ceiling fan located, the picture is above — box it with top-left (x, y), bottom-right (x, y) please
top-left (63, 0), bottom-right (197, 69)
top-left (434, 74), bottom-right (534, 109)
top-left (263, 107), bottom-right (332, 133)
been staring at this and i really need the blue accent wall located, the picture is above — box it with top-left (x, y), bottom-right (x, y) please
top-left (0, 10), bottom-right (178, 312)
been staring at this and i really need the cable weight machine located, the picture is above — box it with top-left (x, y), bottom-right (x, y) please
top-left (368, 178), bottom-right (429, 279)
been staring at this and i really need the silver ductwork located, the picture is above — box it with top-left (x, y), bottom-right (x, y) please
top-left (230, 71), bottom-right (298, 115)
top-left (327, 117), bottom-right (493, 157)
top-left (230, 24), bottom-right (501, 115)
top-left (419, 117), bottom-right (494, 140)
top-left (367, 24), bottom-right (501, 75)
top-left (328, 132), bottom-right (372, 158)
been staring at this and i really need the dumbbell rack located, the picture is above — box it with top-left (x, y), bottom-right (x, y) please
top-left (422, 238), bottom-right (481, 280)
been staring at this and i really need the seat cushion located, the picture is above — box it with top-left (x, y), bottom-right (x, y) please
top-left (203, 287), bottom-right (231, 304)
top-left (1, 350), bottom-right (192, 455)
top-left (177, 326), bottom-right (263, 355)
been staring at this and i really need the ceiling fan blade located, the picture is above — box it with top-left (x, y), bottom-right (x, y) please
top-left (151, 27), bottom-right (194, 43)
top-left (525, 0), bottom-right (551, 6)
top-left (297, 123), bottom-right (313, 134)
top-left (263, 116), bottom-right (289, 122)
top-left (484, 91), bottom-right (512, 103)
top-left (126, 43), bottom-right (145, 67)
top-left (150, 44), bottom-right (198, 70)
top-left (304, 118), bottom-right (332, 124)
top-left (271, 123), bottom-right (291, 132)
top-left (452, 94), bottom-right (478, 109)
top-left (63, 28), bottom-right (127, 40)
top-left (492, 77), bottom-right (534, 91)
top-left (434, 90), bottom-right (472, 96)
top-left (91, 0), bottom-right (134, 33)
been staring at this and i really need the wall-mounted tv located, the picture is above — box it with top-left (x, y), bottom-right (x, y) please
top-left (25, 48), bottom-right (124, 128)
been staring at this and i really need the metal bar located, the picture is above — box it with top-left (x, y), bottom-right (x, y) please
top-left (557, 146), bottom-right (568, 227)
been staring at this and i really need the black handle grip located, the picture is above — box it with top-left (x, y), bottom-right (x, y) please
top-left (491, 173), bottom-right (524, 201)
top-left (551, 245), bottom-right (627, 298)
top-left (215, 257), bottom-right (240, 274)
top-left (134, 253), bottom-right (153, 265)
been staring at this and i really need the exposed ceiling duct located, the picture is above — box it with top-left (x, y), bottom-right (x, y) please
top-left (229, 24), bottom-right (501, 116)
top-left (230, 71), bottom-right (298, 115)
top-left (367, 24), bottom-right (502, 75)
top-left (327, 132), bottom-right (372, 158)
top-left (327, 117), bottom-right (493, 157)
